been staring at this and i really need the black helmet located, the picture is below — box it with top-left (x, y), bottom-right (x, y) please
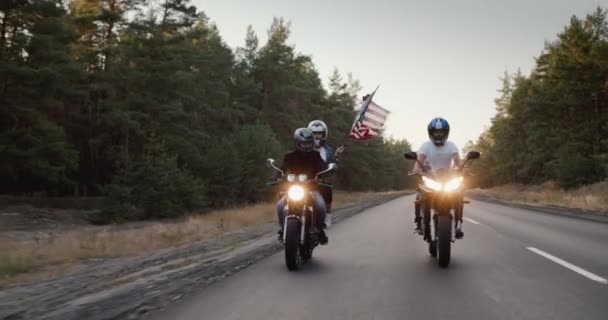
top-left (294, 128), bottom-right (315, 152)
top-left (427, 117), bottom-right (450, 146)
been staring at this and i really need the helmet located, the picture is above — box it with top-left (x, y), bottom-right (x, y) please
top-left (294, 128), bottom-right (315, 152)
top-left (307, 120), bottom-right (328, 147)
top-left (427, 117), bottom-right (450, 146)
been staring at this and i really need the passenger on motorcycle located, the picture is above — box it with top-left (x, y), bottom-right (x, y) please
top-left (413, 117), bottom-right (465, 238)
top-left (307, 120), bottom-right (344, 228)
top-left (274, 128), bottom-right (330, 245)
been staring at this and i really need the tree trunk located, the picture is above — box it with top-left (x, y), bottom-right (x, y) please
top-left (103, 0), bottom-right (117, 71)
top-left (0, 11), bottom-right (9, 60)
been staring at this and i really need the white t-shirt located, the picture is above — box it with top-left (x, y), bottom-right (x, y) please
top-left (418, 141), bottom-right (459, 171)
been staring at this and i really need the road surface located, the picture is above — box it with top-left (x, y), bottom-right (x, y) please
top-left (148, 195), bottom-right (608, 320)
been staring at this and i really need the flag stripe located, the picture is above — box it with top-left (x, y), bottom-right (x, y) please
top-left (363, 112), bottom-right (387, 124)
top-left (366, 107), bottom-right (389, 119)
top-left (362, 119), bottom-right (383, 128)
top-left (348, 94), bottom-right (389, 142)
top-left (349, 123), bottom-right (381, 141)
top-left (368, 102), bottom-right (390, 115)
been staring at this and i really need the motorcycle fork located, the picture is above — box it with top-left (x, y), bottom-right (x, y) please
top-left (283, 202), bottom-right (304, 244)
top-left (450, 213), bottom-right (456, 242)
top-left (282, 206), bottom-right (289, 243)
top-left (430, 213), bottom-right (436, 241)
top-left (300, 208), bottom-right (306, 245)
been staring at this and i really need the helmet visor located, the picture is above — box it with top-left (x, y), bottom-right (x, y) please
top-left (297, 140), bottom-right (314, 151)
top-left (430, 129), bottom-right (448, 142)
top-left (312, 132), bottom-right (325, 140)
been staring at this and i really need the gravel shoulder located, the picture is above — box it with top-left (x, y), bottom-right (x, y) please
top-left (467, 193), bottom-right (608, 223)
top-left (0, 194), bottom-right (405, 320)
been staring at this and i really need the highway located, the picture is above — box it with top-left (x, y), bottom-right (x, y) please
top-left (148, 195), bottom-right (608, 320)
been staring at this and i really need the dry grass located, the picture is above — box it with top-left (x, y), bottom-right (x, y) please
top-left (0, 191), bottom-right (406, 284)
top-left (468, 181), bottom-right (608, 212)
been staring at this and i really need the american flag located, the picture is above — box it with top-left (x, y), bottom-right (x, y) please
top-left (348, 89), bottom-right (390, 141)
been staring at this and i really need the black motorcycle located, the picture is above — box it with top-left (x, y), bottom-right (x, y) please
top-left (267, 159), bottom-right (336, 271)
top-left (404, 151), bottom-right (480, 267)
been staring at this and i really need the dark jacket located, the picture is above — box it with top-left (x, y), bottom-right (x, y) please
top-left (317, 143), bottom-right (339, 166)
top-left (277, 149), bottom-right (327, 179)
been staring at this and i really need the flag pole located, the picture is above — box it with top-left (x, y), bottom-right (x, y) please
top-left (340, 85), bottom-right (380, 148)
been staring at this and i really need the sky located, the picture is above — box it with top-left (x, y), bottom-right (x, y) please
top-left (192, 0), bottom-right (606, 150)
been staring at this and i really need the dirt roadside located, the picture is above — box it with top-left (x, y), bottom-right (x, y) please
top-left (0, 194), bottom-right (407, 320)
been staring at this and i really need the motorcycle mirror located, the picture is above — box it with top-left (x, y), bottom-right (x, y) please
top-left (404, 151), bottom-right (418, 160)
top-left (466, 151), bottom-right (480, 160)
top-left (266, 158), bottom-right (276, 167)
top-left (315, 163), bottom-right (338, 180)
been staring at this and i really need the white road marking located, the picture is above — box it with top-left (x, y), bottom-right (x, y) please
top-left (527, 247), bottom-right (608, 284)
top-left (464, 217), bottom-right (480, 225)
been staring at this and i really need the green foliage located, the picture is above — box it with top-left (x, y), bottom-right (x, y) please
top-left (0, 0), bottom-right (412, 220)
top-left (556, 143), bottom-right (605, 189)
top-left (469, 7), bottom-right (608, 189)
top-left (231, 123), bottom-right (283, 203)
top-left (0, 0), bottom-right (79, 195)
top-left (104, 148), bottom-right (208, 222)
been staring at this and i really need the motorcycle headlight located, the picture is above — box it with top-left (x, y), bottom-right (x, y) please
top-left (298, 174), bottom-right (308, 182)
top-left (422, 176), bottom-right (442, 191)
top-left (443, 177), bottom-right (464, 192)
top-left (288, 185), bottom-right (306, 201)
top-left (287, 174), bottom-right (296, 182)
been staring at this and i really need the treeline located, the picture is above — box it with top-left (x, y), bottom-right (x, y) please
top-left (466, 7), bottom-right (608, 189)
top-left (0, 0), bottom-right (412, 221)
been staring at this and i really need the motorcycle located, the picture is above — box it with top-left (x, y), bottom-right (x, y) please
top-left (404, 151), bottom-right (480, 267)
top-left (266, 159), bottom-right (337, 271)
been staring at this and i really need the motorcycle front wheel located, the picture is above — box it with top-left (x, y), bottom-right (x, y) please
top-left (284, 219), bottom-right (300, 271)
top-left (437, 215), bottom-right (451, 268)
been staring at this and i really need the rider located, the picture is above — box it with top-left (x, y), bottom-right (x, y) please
top-left (413, 117), bottom-right (465, 238)
top-left (274, 128), bottom-right (330, 245)
top-left (307, 120), bottom-right (344, 228)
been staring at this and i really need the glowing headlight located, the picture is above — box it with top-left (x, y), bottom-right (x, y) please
top-left (287, 174), bottom-right (296, 182)
top-left (443, 176), bottom-right (464, 192)
top-left (298, 174), bottom-right (308, 182)
top-left (422, 176), bottom-right (442, 191)
top-left (288, 185), bottom-right (306, 201)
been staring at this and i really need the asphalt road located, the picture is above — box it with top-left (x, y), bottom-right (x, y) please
top-left (148, 195), bottom-right (608, 320)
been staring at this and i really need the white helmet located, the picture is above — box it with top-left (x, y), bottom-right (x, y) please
top-left (307, 120), bottom-right (328, 147)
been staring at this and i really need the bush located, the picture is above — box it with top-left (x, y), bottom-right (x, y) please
top-left (556, 143), bottom-right (605, 189)
top-left (103, 151), bottom-right (208, 222)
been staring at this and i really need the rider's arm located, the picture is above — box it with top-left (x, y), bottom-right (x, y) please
top-left (275, 154), bottom-right (291, 178)
top-left (414, 153), bottom-right (427, 172)
top-left (452, 152), bottom-right (463, 168)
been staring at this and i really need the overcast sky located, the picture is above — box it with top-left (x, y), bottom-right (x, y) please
top-left (192, 0), bottom-right (606, 150)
